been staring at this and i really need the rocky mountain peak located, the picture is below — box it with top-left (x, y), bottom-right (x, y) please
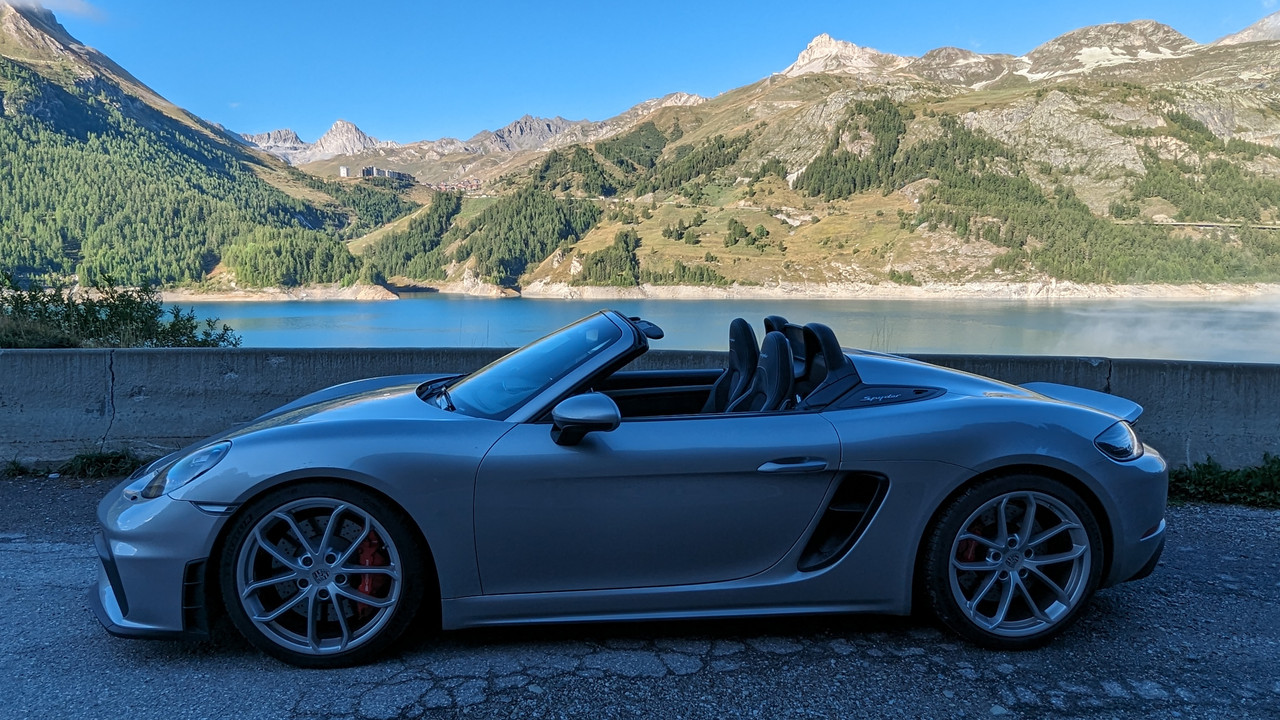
top-left (471, 115), bottom-right (587, 153)
top-left (781, 33), bottom-right (910, 78)
top-left (654, 91), bottom-right (705, 108)
top-left (1019, 20), bottom-right (1197, 79)
top-left (241, 128), bottom-right (305, 148)
top-left (1214, 10), bottom-right (1280, 46)
top-left (311, 119), bottom-right (395, 159)
top-left (241, 120), bottom-right (397, 165)
top-left (905, 47), bottom-right (1017, 89)
top-left (1, 2), bottom-right (88, 62)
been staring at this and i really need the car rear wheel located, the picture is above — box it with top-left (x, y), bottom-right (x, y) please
top-left (923, 474), bottom-right (1103, 649)
top-left (219, 482), bottom-right (425, 667)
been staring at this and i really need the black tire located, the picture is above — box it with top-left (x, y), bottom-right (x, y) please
top-left (922, 474), bottom-right (1104, 650)
top-left (219, 481), bottom-right (426, 668)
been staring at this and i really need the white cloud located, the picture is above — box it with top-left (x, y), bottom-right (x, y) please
top-left (8, 0), bottom-right (104, 20)
top-left (229, 102), bottom-right (241, 109)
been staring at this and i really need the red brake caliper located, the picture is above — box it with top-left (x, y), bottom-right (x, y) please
top-left (958, 523), bottom-right (981, 563)
top-left (355, 529), bottom-right (390, 618)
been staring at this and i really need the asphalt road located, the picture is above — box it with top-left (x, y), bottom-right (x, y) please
top-left (0, 477), bottom-right (1277, 720)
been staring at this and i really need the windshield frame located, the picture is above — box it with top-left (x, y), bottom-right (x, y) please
top-left (439, 311), bottom-right (640, 422)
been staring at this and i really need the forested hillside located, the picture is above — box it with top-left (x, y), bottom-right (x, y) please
top-left (359, 95), bottom-right (1280, 291)
top-left (0, 8), bottom-right (417, 288)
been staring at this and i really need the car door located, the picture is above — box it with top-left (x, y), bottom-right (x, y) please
top-left (473, 411), bottom-right (842, 594)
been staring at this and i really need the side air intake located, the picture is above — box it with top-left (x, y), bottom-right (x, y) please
top-left (797, 473), bottom-right (888, 572)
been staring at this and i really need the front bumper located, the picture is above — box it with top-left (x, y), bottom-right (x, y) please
top-left (90, 483), bottom-right (226, 639)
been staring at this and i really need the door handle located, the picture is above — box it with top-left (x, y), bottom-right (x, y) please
top-left (757, 458), bottom-right (829, 474)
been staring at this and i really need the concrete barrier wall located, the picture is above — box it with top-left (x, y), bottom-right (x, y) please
top-left (1, 348), bottom-right (1276, 469)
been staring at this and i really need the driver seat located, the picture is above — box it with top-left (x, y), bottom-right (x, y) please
top-left (701, 318), bottom-right (759, 413)
top-left (727, 332), bottom-right (795, 413)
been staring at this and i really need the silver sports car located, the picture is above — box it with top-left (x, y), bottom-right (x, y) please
top-left (92, 310), bottom-right (1168, 667)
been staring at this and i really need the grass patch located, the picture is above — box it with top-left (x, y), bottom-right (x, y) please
top-left (2, 457), bottom-right (35, 479)
top-left (1170, 454), bottom-right (1280, 508)
top-left (57, 450), bottom-right (149, 479)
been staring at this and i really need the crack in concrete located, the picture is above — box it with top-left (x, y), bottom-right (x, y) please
top-left (1103, 358), bottom-right (1113, 395)
top-left (99, 349), bottom-right (117, 450)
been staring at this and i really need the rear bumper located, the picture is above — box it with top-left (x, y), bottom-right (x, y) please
top-left (1099, 444), bottom-right (1169, 587)
top-left (1124, 531), bottom-right (1165, 583)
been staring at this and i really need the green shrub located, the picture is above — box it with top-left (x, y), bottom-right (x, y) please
top-left (2, 458), bottom-right (35, 479)
top-left (1170, 454), bottom-right (1280, 508)
top-left (57, 450), bottom-right (149, 479)
top-left (1, 273), bottom-right (241, 348)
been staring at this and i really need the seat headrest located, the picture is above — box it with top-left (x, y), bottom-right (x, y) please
top-left (729, 317), bottom-right (759, 371)
top-left (804, 322), bottom-right (847, 372)
top-left (763, 315), bottom-right (789, 335)
top-left (758, 331), bottom-right (795, 407)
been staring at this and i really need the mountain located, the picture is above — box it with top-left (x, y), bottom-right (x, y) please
top-left (780, 33), bottom-right (911, 78)
top-left (777, 21), bottom-right (1199, 85)
top-left (240, 128), bottom-right (306, 158)
top-left (242, 128), bottom-right (304, 147)
top-left (0, 1), bottom-right (417, 287)
top-left (401, 13), bottom-right (1280, 293)
top-left (240, 119), bottom-right (397, 165)
top-left (1015, 20), bottom-right (1198, 80)
top-left (904, 47), bottom-right (1018, 89)
top-left (6, 2), bottom-right (1280, 296)
top-left (469, 115), bottom-right (587, 153)
top-left (295, 94), bottom-right (707, 184)
top-left (1214, 10), bottom-right (1280, 45)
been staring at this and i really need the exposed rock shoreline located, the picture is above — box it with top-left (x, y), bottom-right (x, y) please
top-left (160, 280), bottom-right (1280, 303)
top-left (519, 280), bottom-right (1280, 300)
top-left (160, 283), bottom-right (399, 303)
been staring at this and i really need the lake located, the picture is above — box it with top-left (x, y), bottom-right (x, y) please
top-left (180, 294), bottom-right (1280, 363)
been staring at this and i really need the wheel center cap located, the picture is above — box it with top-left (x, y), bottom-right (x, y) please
top-left (311, 568), bottom-right (330, 583)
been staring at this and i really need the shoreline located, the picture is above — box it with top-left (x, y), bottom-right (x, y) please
top-left (161, 280), bottom-right (1280, 303)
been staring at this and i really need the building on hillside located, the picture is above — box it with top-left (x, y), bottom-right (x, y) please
top-left (339, 166), bottom-right (349, 178)
top-left (361, 166), bottom-right (416, 183)
top-left (425, 178), bottom-right (482, 193)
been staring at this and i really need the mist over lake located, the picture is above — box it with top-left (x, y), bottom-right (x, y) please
top-left (180, 295), bottom-right (1280, 363)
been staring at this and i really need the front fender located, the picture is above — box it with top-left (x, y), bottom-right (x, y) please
top-left (169, 418), bottom-right (514, 599)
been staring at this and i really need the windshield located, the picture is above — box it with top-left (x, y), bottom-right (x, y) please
top-left (440, 313), bottom-right (625, 420)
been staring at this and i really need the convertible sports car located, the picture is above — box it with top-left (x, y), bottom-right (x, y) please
top-left (92, 310), bottom-right (1168, 667)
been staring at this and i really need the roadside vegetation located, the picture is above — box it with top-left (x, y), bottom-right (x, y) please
top-left (56, 450), bottom-right (149, 479)
top-left (3, 450), bottom-right (150, 480)
top-left (0, 272), bottom-right (240, 348)
top-left (1169, 454), bottom-right (1280, 509)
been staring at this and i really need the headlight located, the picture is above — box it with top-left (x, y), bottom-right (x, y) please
top-left (140, 442), bottom-right (231, 499)
top-left (1095, 421), bottom-right (1143, 462)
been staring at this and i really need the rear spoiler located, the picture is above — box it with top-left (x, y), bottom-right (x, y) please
top-left (1020, 382), bottom-right (1143, 424)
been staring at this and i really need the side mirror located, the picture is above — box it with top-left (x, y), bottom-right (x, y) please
top-left (551, 392), bottom-right (621, 446)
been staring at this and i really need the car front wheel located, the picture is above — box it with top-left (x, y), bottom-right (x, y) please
top-left (923, 474), bottom-right (1103, 649)
top-left (219, 482), bottom-right (425, 667)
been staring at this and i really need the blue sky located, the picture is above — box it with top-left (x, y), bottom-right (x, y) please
top-left (40, 0), bottom-right (1279, 144)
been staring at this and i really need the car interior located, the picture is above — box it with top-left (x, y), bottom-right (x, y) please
top-left (595, 316), bottom-right (862, 419)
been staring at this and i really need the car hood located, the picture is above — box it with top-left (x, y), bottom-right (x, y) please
top-left (849, 351), bottom-right (1142, 422)
top-left (215, 373), bottom-right (461, 441)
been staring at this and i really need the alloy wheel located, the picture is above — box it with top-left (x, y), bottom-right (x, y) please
top-left (234, 497), bottom-right (403, 656)
top-left (947, 491), bottom-right (1091, 638)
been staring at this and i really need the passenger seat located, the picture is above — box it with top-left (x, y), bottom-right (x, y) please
top-left (701, 318), bottom-right (759, 413)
